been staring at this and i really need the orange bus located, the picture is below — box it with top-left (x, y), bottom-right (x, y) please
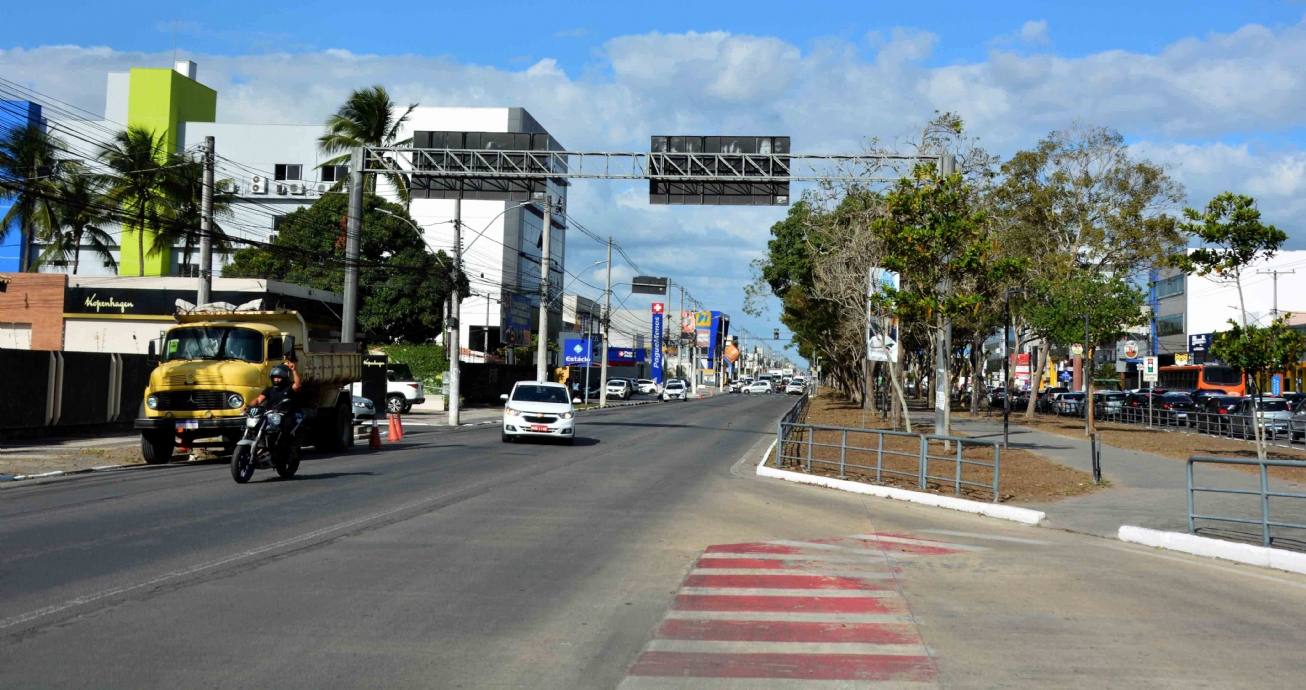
top-left (1157, 364), bottom-right (1246, 395)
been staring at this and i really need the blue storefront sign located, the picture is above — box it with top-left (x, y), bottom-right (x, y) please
top-left (563, 338), bottom-right (594, 365)
top-left (607, 347), bottom-right (646, 366)
top-left (1272, 374), bottom-right (1282, 396)
top-left (651, 311), bottom-right (664, 383)
top-left (1189, 333), bottom-right (1213, 353)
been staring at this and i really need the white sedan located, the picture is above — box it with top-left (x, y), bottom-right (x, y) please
top-left (501, 382), bottom-right (578, 445)
top-left (743, 381), bottom-right (772, 394)
top-left (662, 381), bottom-right (688, 401)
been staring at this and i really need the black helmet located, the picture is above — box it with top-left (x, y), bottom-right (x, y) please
top-left (270, 364), bottom-right (292, 389)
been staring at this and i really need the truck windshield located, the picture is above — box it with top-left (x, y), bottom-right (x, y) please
top-left (164, 327), bottom-right (265, 363)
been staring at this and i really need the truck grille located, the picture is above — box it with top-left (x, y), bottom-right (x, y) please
top-left (154, 391), bottom-right (233, 411)
top-left (168, 373), bottom-right (227, 386)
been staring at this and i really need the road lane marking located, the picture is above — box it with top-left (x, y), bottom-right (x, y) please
top-left (684, 574), bottom-right (889, 590)
top-left (662, 611), bottom-right (916, 624)
top-left (645, 640), bottom-right (929, 656)
top-left (626, 651), bottom-right (936, 682)
top-left (919, 529), bottom-right (1050, 545)
top-left (657, 619), bottom-right (920, 644)
top-left (618, 678), bottom-right (935, 689)
top-left (678, 588), bottom-right (899, 598)
top-left (691, 569), bottom-right (897, 578)
top-left (674, 594), bottom-right (908, 614)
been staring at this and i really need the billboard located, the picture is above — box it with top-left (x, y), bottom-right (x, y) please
top-left (563, 338), bottom-right (594, 365)
top-left (651, 307), bottom-right (664, 383)
top-left (500, 292), bottom-right (533, 346)
top-left (649, 136), bottom-right (791, 206)
top-left (866, 267), bottom-right (900, 363)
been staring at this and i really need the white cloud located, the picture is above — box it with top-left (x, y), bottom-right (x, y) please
top-left (4, 19), bottom-right (1306, 326)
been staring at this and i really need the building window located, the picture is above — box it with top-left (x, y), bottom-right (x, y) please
top-left (1155, 274), bottom-right (1184, 299)
top-left (1156, 313), bottom-right (1184, 337)
top-left (177, 264), bottom-right (200, 278)
top-left (274, 164), bottom-right (302, 181)
top-left (320, 165), bottom-right (348, 182)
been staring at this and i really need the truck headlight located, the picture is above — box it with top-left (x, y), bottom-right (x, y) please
top-left (146, 395), bottom-right (159, 410)
top-left (228, 394), bottom-right (243, 409)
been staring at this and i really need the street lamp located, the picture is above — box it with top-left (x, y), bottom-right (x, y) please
top-left (1004, 287), bottom-right (1026, 448)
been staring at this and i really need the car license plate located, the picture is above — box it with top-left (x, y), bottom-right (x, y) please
top-left (178, 421), bottom-right (199, 429)
top-left (530, 424), bottom-right (548, 433)
top-left (1177, 413), bottom-right (1187, 418)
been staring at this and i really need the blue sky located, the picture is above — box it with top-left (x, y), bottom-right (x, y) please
top-left (5, 2), bottom-right (1306, 363)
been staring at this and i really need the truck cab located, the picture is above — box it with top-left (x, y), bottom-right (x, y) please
top-left (135, 310), bottom-right (361, 464)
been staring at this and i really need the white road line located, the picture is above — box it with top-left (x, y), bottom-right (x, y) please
top-left (0, 465), bottom-right (542, 631)
top-left (678, 587), bottom-right (899, 598)
top-left (919, 529), bottom-right (1050, 545)
top-left (644, 639), bottom-right (929, 656)
top-left (663, 610), bottom-right (917, 624)
top-left (618, 676), bottom-right (937, 689)
top-left (690, 569), bottom-right (898, 578)
top-left (768, 540), bottom-right (919, 557)
top-left (849, 534), bottom-right (988, 551)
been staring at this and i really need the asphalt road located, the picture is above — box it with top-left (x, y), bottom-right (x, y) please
top-left (2, 393), bottom-right (1305, 688)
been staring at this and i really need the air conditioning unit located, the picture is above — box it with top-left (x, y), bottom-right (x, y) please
top-left (251, 175), bottom-right (267, 194)
top-left (315, 183), bottom-right (329, 194)
top-left (267, 233), bottom-right (278, 244)
top-left (275, 183), bottom-right (288, 195)
top-left (290, 183), bottom-right (306, 195)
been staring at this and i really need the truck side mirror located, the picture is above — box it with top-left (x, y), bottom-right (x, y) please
top-left (282, 335), bottom-right (297, 361)
top-left (147, 340), bottom-right (159, 364)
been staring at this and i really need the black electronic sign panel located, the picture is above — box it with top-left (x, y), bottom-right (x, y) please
top-left (411, 131), bottom-right (564, 201)
top-left (649, 136), bottom-right (790, 206)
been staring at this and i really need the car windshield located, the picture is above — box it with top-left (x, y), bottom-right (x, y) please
top-left (511, 385), bottom-right (571, 404)
top-left (666, 382), bottom-right (684, 389)
top-left (1258, 400), bottom-right (1290, 412)
top-left (163, 327), bottom-right (264, 363)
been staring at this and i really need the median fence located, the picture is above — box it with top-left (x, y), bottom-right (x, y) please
top-left (1037, 402), bottom-right (1306, 452)
top-left (776, 394), bottom-right (1003, 502)
top-left (1188, 455), bottom-right (1306, 548)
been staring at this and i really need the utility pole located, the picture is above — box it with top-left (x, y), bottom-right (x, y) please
top-left (600, 237), bottom-right (613, 407)
top-left (197, 135), bottom-right (215, 306)
top-left (1257, 269), bottom-right (1296, 318)
top-left (341, 147), bottom-right (364, 343)
top-left (678, 286), bottom-right (685, 379)
top-left (934, 153), bottom-right (957, 437)
top-left (448, 197), bottom-right (462, 426)
top-left (583, 308), bottom-right (593, 405)
top-left (536, 195), bottom-right (553, 382)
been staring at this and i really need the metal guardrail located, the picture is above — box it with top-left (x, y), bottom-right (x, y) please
top-left (774, 415), bottom-right (1003, 502)
top-left (1187, 455), bottom-right (1306, 546)
top-left (1032, 402), bottom-right (1306, 452)
top-left (775, 390), bottom-right (812, 464)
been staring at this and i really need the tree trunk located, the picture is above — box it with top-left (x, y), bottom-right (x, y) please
top-left (1234, 269), bottom-right (1267, 460)
top-left (137, 203), bottom-right (146, 277)
top-left (970, 336), bottom-right (982, 418)
top-left (72, 229), bottom-right (82, 275)
top-left (1024, 338), bottom-right (1048, 419)
top-left (889, 359), bottom-right (912, 433)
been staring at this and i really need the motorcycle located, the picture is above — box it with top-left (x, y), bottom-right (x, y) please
top-left (231, 399), bottom-right (303, 483)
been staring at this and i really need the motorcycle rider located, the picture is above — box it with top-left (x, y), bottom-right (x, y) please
top-left (243, 359), bottom-right (303, 412)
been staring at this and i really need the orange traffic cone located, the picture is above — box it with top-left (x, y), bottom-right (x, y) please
top-left (388, 413), bottom-right (404, 442)
top-left (369, 419), bottom-right (382, 448)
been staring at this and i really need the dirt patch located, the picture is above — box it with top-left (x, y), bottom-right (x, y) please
top-left (1011, 412), bottom-right (1306, 486)
top-left (771, 396), bottom-right (1101, 504)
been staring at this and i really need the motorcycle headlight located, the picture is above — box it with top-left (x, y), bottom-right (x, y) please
top-left (246, 416), bottom-right (260, 428)
top-left (559, 412), bottom-right (573, 420)
top-left (504, 407), bottom-right (521, 417)
top-left (146, 395), bottom-right (159, 410)
top-left (227, 393), bottom-right (243, 409)
top-left (266, 412), bottom-right (283, 428)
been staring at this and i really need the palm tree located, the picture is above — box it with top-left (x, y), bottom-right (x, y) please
top-left (33, 167), bottom-right (116, 274)
top-left (318, 86), bottom-right (416, 202)
top-left (154, 155), bottom-right (236, 273)
top-left (98, 126), bottom-right (173, 276)
top-left (0, 121), bottom-right (63, 271)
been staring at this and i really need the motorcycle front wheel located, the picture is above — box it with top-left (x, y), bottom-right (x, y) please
top-left (231, 445), bottom-right (256, 483)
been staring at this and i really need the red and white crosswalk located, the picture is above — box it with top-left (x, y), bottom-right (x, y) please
top-left (617, 533), bottom-right (981, 689)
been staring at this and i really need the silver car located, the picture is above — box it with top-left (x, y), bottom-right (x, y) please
top-left (1230, 397), bottom-right (1294, 439)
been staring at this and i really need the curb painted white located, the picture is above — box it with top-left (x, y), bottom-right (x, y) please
top-left (755, 462), bottom-right (1046, 525)
top-left (1118, 525), bottom-right (1306, 576)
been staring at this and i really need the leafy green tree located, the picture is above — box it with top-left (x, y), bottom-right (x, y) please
top-left (153, 155), bottom-right (238, 271)
top-left (1211, 318), bottom-right (1305, 460)
top-left (0, 121), bottom-right (62, 271)
top-left (318, 86), bottom-right (416, 201)
top-left (33, 166), bottom-right (116, 274)
top-left (1174, 193), bottom-right (1287, 328)
top-left (98, 126), bottom-right (174, 276)
top-left (223, 193), bottom-right (464, 342)
top-left (1024, 272), bottom-right (1146, 433)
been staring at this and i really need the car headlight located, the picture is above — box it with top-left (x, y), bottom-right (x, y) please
top-left (559, 411), bottom-right (573, 420)
top-left (504, 407), bottom-right (521, 416)
top-left (146, 395), bottom-right (159, 410)
top-left (227, 393), bottom-right (243, 409)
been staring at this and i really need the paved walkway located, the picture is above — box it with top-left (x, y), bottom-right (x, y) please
top-left (949, 416), bottom-right (1306, 550)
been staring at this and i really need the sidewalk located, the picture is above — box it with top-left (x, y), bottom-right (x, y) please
top-left (950, 416), bottom-right (1306, 550)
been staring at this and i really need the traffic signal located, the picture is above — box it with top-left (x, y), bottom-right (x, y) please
top-left (773, 329), bottom-right (779, 340)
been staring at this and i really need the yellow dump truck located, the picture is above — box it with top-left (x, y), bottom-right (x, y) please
top-left (135, 309), bottom-right (362, 463)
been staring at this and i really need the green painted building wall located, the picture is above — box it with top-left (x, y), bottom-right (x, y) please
top-left (118, 68), bottom-right (217, 277)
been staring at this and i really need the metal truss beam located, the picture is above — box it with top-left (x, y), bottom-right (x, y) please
top-left (363, 148), bottom-right (935, 182)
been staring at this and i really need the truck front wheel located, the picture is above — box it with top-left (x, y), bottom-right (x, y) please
top-left (141, 431), bottom-right (176, 465)
top-left (315, 400), bottom-right (353, 452)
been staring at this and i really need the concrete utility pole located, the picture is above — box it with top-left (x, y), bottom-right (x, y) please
top-left (1257, 269), bottom-right (1296, 318)
top-left (341, 147), bottom-right (364, 343)
top-left (600, 237), bottom-right (613, 407)
top-left (934, 152), bottom-right (957, 436)
top-left (678, 285), bottom-right (685, 379)
top-left (197, 135), bottom-right (215, 306)
top-left (536, 196), bottom-right (553, 382)
top-left (448, 197), bottom-right (462, 426)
